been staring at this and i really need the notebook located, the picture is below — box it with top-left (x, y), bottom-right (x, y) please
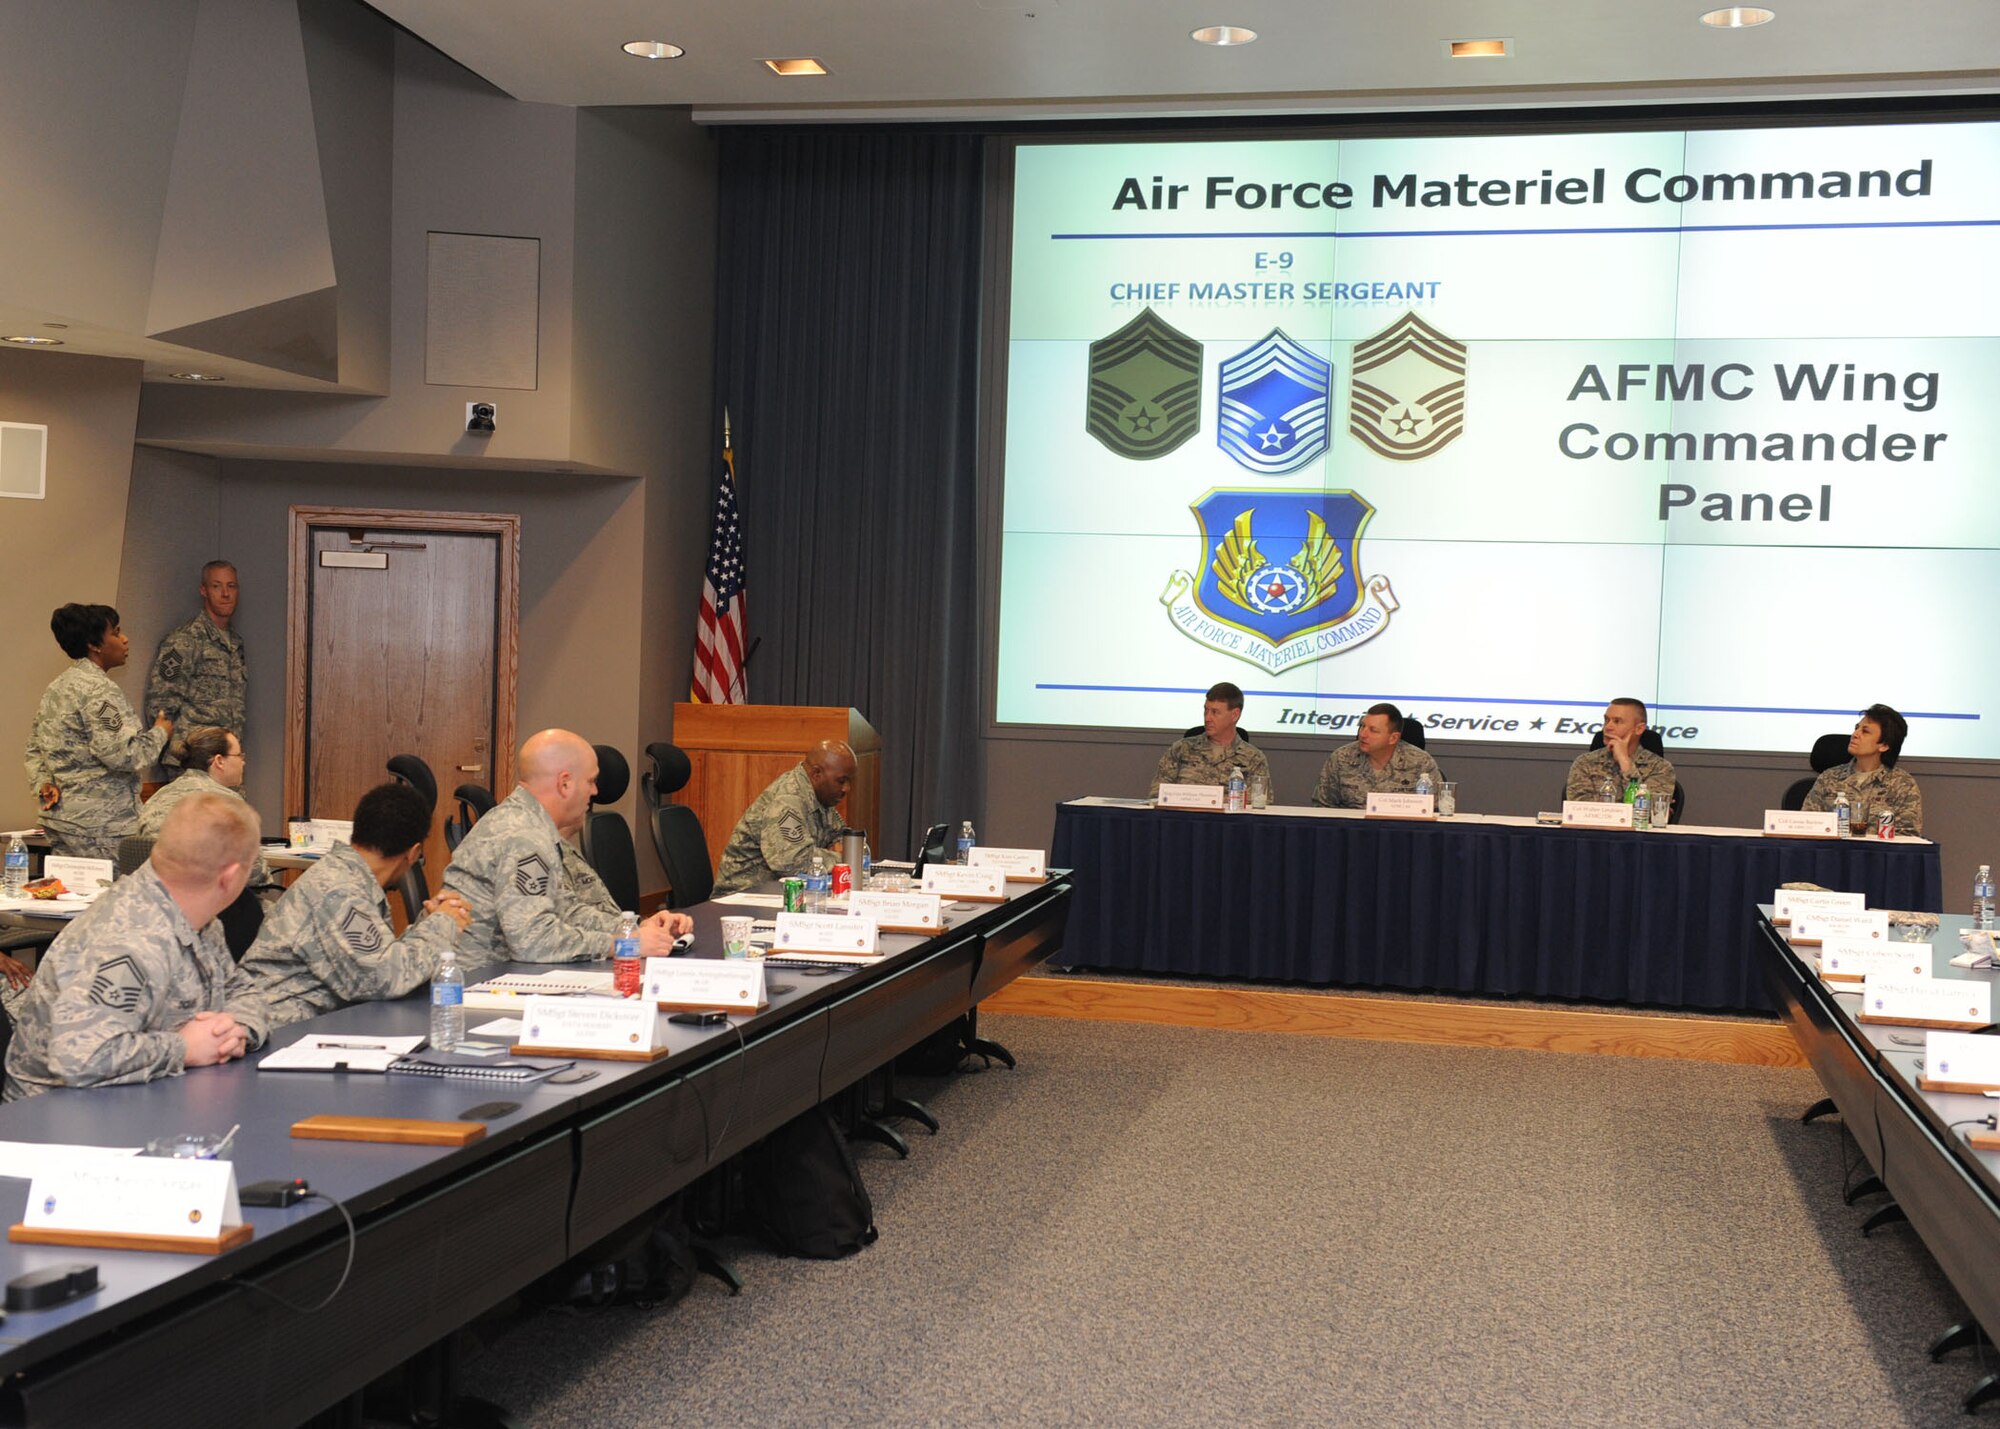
top-left (387, 1051), bottom-right (574, 1084)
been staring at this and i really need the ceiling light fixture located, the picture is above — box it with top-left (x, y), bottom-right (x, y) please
top-left (168, 371), bottom-right (225, 381)
top-left (1447, 39), bottom-right (1510, 58)
top-left (1190, 25), bottom-right (1258, 46)
top-left (1698, 6), bottom-right (1775, 27)
top-left (1, 335), bottom-right (63, 346)
top-left (764, 57), bottom-right (828, 76)
top-left (621, 40), bottom-right (684, 59)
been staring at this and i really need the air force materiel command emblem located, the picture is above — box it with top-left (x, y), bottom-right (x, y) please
top-left (1086, 308), bottom-right (1202, 460)
top-left (1217, 329), bottom-right (1331, 475)
top-left (1348, 311), bottom-right (1467, 461)
top-left (1160, 489), bottom-right (1398, 675)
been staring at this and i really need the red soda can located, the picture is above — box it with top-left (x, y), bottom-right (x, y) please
top-left (831, 863), bottom-right (853, 896)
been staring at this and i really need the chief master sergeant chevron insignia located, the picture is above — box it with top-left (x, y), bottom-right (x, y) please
top-left (1348, 310), bottom-right (1467, 461)
top-left (1218, 328), bottom-right (1332, 475)
top-left (1086, 307), bottom-right (1203, 460)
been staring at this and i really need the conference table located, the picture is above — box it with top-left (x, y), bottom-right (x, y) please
top-left (1756, 909), bottom-right (2000, 1412)
top-left (1051, 798), bottom-right (1942, 1011)
top-left (0, 874), bottom-right (1072, 1428)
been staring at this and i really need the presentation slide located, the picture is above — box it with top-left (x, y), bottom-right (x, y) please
top-left (994, 122), bottom-right (2000, 757)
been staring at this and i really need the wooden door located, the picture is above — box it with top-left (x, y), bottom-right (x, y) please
top-left (286, 508), bottom-right (519, 896)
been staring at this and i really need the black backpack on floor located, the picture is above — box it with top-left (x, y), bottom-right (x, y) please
top-left (741, 1105), bottom-right (879, 1259)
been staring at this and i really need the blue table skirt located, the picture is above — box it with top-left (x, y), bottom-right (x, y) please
top-left (1050, 804), bottom-right (1944, 1011)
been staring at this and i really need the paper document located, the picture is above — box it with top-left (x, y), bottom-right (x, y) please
top-left (471, 1017), bottom-right (525, 1039)
top-left (0, 1141), bottom-right (142, 1181)
top-left (258, 1033), bottom-right (426, 1073)
top-left (712, 893), bottom-right (785, 908)
top-left (464, 968), bottom-right (617, 1010)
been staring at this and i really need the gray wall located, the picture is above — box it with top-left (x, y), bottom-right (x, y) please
top-left (983, 727), bottom-right (2000, 912)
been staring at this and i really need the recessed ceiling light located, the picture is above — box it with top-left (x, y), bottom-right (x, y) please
top-left (1191, 25), bottom-right (1258, 46)
top-left (622, 40), bottom-right (684, 59)
top-left (1, 335), bottom-right (63, 346)
top-left (1699, 6), bottom-right (1775, 27)
top-left (764, 57), bottom-right (828, 76)
top-left (169, 371), bottom-right (225, 381)
top-left (1447, 39), bottom-right (1510, 58)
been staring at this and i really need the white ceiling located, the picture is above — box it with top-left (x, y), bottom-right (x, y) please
top-left (367, 0), bottom-right (2000, 122)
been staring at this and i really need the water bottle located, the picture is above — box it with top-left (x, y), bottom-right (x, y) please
top-left (957, 820), bottom-right (977, 864)
top-left (1976, 866), bottom-right (1994, 931)
top-left (859, 837), bottom-right (872, 890)
top-left (430, 947), bottom-right (465, 1052)
top-left (1632, 789), bottom-right (1650, 832)
top-left (1226, 766), bottom-right (1246, 812)
top-left (612, 910), bottom-right (641, 996)
top-left (1414, 771), bottom-right (1433, 800)
top-left (1, 834), bottom-right (26, 898)
top-left (1834, 791), bottom-right (1851, 840)
top-left (805, 846), bottom-right (832, 913)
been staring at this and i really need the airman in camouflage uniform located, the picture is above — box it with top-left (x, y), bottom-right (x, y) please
top-left (1803, 703), bottom-right (1923, 835)
top-left (140, 764), bottom-right (274, 890)
top-left (5, 793), bottom-right (267, 1100)
top-left (240, 842), bottom-right (462, 1032)
top-left (1565, 699), bottom-right (1677, 809)
top-left (144, 562), bottom-right (245, 768)
top-left (26, 605), bottom-right (172, 861)
top-left (1151, 733), bottom-right (1271, 799)
top-left (1150, 681), bottom-right (1269, 799)
top-left (714, 740), bottom-right (855, 896)
top-left (442, 731), bottom-right (691, 973)
top-left (1313, 740), bottom-right (1443, 808)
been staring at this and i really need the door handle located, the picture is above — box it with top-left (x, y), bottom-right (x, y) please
top-left (457, 765), bottom-right (484, 773)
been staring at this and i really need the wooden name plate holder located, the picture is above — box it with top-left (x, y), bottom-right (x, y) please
top-left (7, 1223), bottom-right (254, 1256)
top-left (511, 1041), bottom-right (673, 1062)
top-left (292, 1115), bottom-right (489, 1146)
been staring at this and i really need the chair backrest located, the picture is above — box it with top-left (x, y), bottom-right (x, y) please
top-left (217, 887), bottom-right (264, 961)
top-left (446, 782), bottom-right (494, 851)
top-left (1398, 721), bottom-right (1427, 750)
top-left (1181, 725), bottom-right (1258, 747)
top-left (584, 810), bottom-right (642, 912)
top-left (648, 804), bottom-right (713, 909)
top-left (1810, 732), bottom-right (1849, 772)
top-left (1587, 727), bottom-right (1668, 758)
top-left (398, 858), bottom-right (430, 926)
top-left (641, 741), bottom-right (692, 814)
top-left (386, 754), bottom-right (438, 814)
top-left (1780, 774), bottom-right (1816, 812)
top-left (115, 835), bottom-right (155, 879)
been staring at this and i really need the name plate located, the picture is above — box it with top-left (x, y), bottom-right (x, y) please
top-left (20, 1156), bottom-right (243, 1248)
top-left (1763, 810), bottom-right (1839, 839)
top-left (1771, 888), bottom-right (1865, 926)
top-left (517, 993), bottom-right (669, 1057)
top-left (1155, 783), bottom-right (1224, 810)
top-left (1561, 800), bottom-right (1633, 830)
top-left (775, 913), bottom-right (880, 956)
top-left (1818, 937), bottom-right (1928, 983)
top-left (921, 865), bottom-right (1006, 902)
top-left (849, 891), bottom-right (943, 933)
top-left (41, 856), bottom-right (113, 895)
top-left (1920, 1030), bottom-right (2000, 1093)
top-left (967, 846), bottom-right (1048, 880)
top-left (1365, 792), bottom-right (1435, 820)
top-left (643, 958), bottom-right (767, 1014)
top-left (1789, 907), bottom-right (1888, 947)
top-left (1860, 975), bottom-right (1991, 1030)
top-left (288, 818), bottom-right (354, 851)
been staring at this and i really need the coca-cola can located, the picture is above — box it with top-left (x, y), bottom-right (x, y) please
top-left (1875, 808), bottom-right (1895, 840)
top-left (831, 863), bottom-right (853, 896)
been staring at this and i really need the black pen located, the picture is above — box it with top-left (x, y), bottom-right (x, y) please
top-left (316, 1040), bottom-right (388, 1050)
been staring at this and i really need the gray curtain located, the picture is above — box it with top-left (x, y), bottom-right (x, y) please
top-left (711, 129), bottom-right (985, 856)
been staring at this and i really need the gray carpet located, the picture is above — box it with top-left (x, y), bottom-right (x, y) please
top-left (464, 1017), bottom-right (1982, 1426)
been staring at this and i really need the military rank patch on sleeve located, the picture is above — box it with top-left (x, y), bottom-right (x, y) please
top-left (778, 808), bottom-right (805, 844)
top-left (159, 649), bottom-right (185, 680)
top-left (339, 908), bottom-right (384, 955)
top-left (87, 955), bottom-right (148, 1012)
top-left (512, 852), bottom-right (552, 896)
top-left (94, 701), bottom-right (122, 733)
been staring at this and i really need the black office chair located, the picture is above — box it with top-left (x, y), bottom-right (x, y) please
top-left (115, 835), bottom-right (154, 879)
top-left (1398, 720), bottom-right (1427, 750)
top-left (387, 754), bottom-right (439, 923)
top-left (1781, 732), bottom-right (1853, 811)
top-left (118, 832), bottom-right (262, 958)
top-left (581, 745), bottom-right (642, 913)
top-left (445, 782), bottom-right (494, 851)
top-left (644, 744), bottom-right (714, 910)
top-left (1581, 728), bottom-right (1685, 825)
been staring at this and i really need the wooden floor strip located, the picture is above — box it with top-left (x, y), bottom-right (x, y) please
top-left (985, 975), bottom-right (1805, 1068)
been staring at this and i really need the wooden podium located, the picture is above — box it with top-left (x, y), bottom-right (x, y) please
top-left (671, 704), bottom-right (882, 874)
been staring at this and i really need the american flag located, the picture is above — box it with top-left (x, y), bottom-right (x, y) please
top-left (691, 436), bottom-right (748, 703)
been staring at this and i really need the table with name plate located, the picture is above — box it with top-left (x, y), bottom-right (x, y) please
top-left (1052, 797), bottom-right (1940, 1010)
